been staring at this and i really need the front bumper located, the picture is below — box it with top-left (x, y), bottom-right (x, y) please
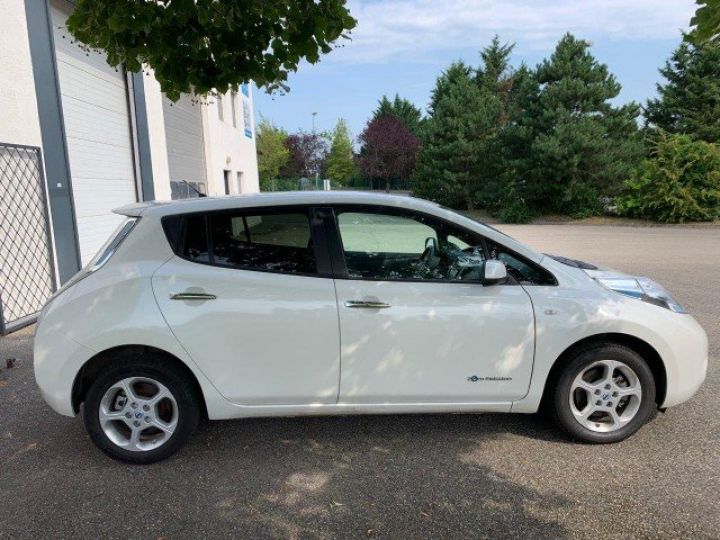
top-left (661, 314), bottom-right (708, 408)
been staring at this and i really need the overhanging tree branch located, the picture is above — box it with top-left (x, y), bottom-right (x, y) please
top-left (66, 0), bottom-right (356, 100)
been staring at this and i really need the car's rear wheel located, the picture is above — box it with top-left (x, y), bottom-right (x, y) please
top-left (550, 343), bottom-right (656, 443)
top-left (83, 357), bottom-right (199, 464)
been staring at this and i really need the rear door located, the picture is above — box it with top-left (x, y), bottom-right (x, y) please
top-left (153, 207), bottom-right (340, 406)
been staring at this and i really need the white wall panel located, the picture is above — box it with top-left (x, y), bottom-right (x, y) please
top-left (162, 95), bottom-right (207, 188)
top-left (52, 5), bottom-right (137, 264)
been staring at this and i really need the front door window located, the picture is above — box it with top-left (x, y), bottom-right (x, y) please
top-left (336, 209), bottom-right (486, 281)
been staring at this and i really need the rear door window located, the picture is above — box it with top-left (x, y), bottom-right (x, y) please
top-left (210, 211), bottom-right (316, 274)
top-left (162, 209), bottom-right (318, 275)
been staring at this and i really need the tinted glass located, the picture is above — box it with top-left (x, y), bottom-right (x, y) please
top-left (89, 218), bottom-right (138, 270)
top-left (211, 211), bottom-right (316, 274)
top-left (181, 215), bottom-right (210, 263)
top-left (337, 210), bottom-right (486, 281)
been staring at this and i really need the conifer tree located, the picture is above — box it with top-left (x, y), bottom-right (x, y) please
top-left (476, 35), bottom-right (515, 98)
top-left (495, 64), bottom-right (541, 221)
top-left (414, 65), bottom-right (503, 210)
top-left (372, 94), bottom-right (424, 136)
top-left (645, 38), bottom-right (720, 144)
top-left (526, 33), bottom-right (642, 215)
top-left (474, 36), bottom-right (516, 208)
top-left (326, 119), bottom-right (356, 185)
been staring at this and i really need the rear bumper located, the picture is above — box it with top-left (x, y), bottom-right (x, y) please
top-left (33, 322), bottom-right (96, 417)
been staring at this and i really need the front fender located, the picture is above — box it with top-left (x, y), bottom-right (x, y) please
top-left (512, 284), bottom-right (708, 412)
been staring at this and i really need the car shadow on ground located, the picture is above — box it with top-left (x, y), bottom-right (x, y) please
top-left (170, 413), bottom-right (572, 537)
top-left (3, 399), bottom-right (575, 538)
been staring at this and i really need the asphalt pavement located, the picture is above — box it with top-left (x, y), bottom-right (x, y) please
top-left (1, 224), bottom-right (718, 539)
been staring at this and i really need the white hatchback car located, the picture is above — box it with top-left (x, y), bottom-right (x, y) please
top-left (34, 192), bottom-right (708, 463)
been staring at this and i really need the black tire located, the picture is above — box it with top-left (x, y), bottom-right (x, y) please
top-left (549, 343), bottom-right (656, 443)
top-left (83, 355), bottom-right (200, 464)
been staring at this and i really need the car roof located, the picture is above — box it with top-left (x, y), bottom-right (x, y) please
top-left (114, 190), bottom-right (544, 263)
top-left (114, 191), bottom-right (441, 217)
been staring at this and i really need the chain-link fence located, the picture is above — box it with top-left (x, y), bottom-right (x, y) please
top-left (260, 177), bottom-right (326, 192)
top-left (0, 143), bottom-right (56, 335)
top-left (260, 177), bottom-right (412, 192)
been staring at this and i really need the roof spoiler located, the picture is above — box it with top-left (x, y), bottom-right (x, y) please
top-left (113, 201), bottom-right (169, 217)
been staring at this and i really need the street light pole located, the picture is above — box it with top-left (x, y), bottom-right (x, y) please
top-left (311, 112), bottom-right (319, 188)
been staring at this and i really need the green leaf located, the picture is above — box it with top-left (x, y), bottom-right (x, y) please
top-left (65, 0), bottom-right (355, 100)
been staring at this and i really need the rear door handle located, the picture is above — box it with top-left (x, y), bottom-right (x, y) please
top-left (345, 300), bottom-right (391, 309)
top-left (170, 292), bottom-right (217, 301)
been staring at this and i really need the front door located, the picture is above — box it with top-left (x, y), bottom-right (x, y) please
top-left (331, 207), bottom-right (535, 404)
top-left (153, 207), bottom-right (340, 406)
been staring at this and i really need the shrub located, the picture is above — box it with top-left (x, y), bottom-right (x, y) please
top-left (495, 182), bottom-right (536, 223)
top-left (563, 183), bottom-right (604, 219)
top-left (496, 202), bottom-right (535, 223)
top-left (617, 132), bottom-right (720, 223)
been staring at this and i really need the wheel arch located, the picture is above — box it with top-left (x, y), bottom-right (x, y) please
top-left (542, 333), bottom-right (667, 407)
top-left (71, 344), bottom-right (208, 418)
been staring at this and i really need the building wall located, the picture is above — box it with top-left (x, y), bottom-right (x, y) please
top-left (144, 82), bottom-right (260, 201)
top-left (3, 0), bottom-right (261, 314)
top-left (7, 0), bottom-right (259, 208)
top-left (203, 88), bottom-right (260, 196)
top-left (141, 70), bottom-right (172, 201)
top-left (0, 0), bottom-right (42, 147)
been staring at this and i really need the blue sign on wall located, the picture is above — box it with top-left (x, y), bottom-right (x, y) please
top-left (241, 84), bottom-right (252, 138)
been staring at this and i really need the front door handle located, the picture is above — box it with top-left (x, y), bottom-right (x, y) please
top-left (170, 292), bottom-right (217, 301)
top-left (345, 300), bottom-right (391, 309)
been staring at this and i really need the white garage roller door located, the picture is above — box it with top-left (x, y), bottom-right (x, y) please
top-left (52, 6), bottom-right (138, 264)
top-left (163, 95), bottom-right (207, 197)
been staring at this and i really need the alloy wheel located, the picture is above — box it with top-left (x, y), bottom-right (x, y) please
top-left (569, 359), bottom-right (642, 433)
top-left (98, 377), bottom-right (178, 452)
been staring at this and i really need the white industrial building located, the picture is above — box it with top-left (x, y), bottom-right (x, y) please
top-left (0, 0), bottom-right (259, 333)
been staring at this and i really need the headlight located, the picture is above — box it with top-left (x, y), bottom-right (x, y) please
top-left (595, 276), bottom-right (686, 313)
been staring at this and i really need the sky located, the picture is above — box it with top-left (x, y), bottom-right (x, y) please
top-left (254, 0), bottom-right (698, 139)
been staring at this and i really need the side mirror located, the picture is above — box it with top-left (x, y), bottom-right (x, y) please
top-left (482, 259), bottom-right (507, 286)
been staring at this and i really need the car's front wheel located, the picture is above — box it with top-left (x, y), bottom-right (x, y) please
top-left (83, 357), bottom-right (200, 464)
top-left (550, 343), bottom-right (657, 443)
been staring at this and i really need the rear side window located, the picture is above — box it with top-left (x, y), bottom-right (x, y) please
top-left (211, 212), bottom-right (316, 274)
top-left (163, 210), bottom-right (316, 275)
top-left (88, 217), bottom-right (138, 271)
